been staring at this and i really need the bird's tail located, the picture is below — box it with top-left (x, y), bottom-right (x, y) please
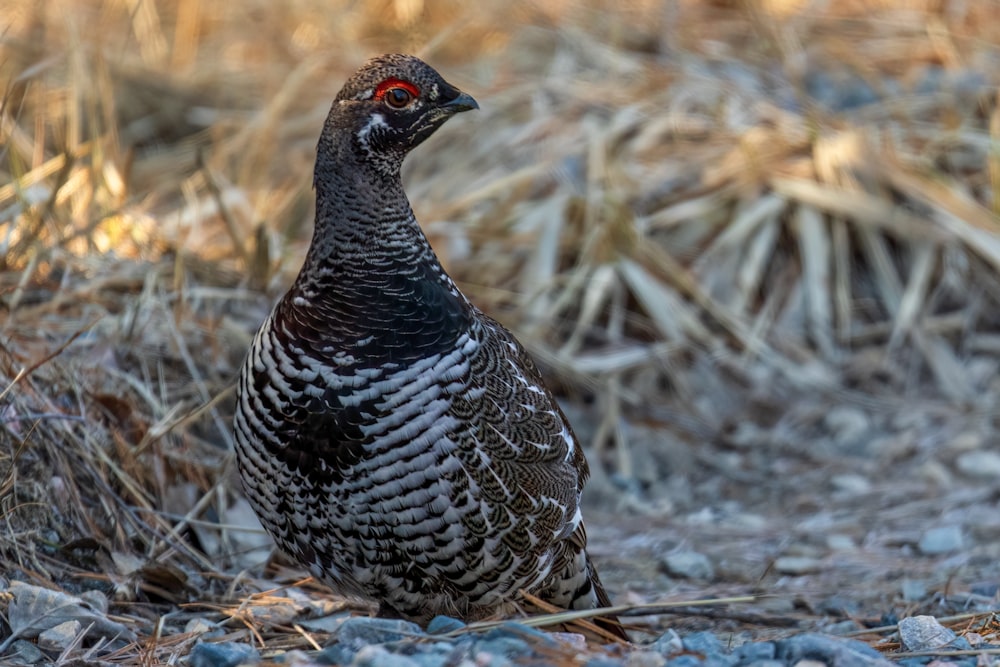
top-left (581, 554), bottom-right (629, 641)
top-left (536, 533), bottom-right (629, 642)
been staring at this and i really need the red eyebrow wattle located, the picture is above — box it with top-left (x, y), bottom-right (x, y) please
top-left (373, 78), bottom-right (420, 100)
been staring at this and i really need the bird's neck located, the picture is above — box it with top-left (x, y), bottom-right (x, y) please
top-left (277, 152), bottom-right (472, 360)
top-left (296, 147), bottom-right (443, 284)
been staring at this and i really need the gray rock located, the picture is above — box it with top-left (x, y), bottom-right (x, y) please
top-left (482, 623), bottom-right (554, 646)
top-left (37, 620), bottom-right (81, 651)
top-left (898, 615), bottom-right (958, 651)
top-left (661, 551), bottom-right (716, 580)
top-left (773, 633), bottom-right (892, 666)
top-left (732, 641), bottom-right (776, 665)
top-left (830, 474), bottom-right (871, 495)
top-left (825, 534), bottom-right (857, 551)
top-left (625, 650), bottom-right (667, 667)
top-left (548, 632), bottom-right (587, 651)
top-left (352, 644), bottom-right (422, 667)
top-left (189, 641), bottom-right (260, 667)
top-left (804, 68), bottom-right (881, 111)
top-left (650, 629), bottom-right (683, 656)
top-left (298, 612), bottom-right (352, 633)
top-left (824, 406), bottom-right (871, 445)
top-left (426, 615), bottom-right (465, 634)
top-left (823, 621), bottom-right (862, 636)
top-left (774, 556), bottom-right (822, 575)
top-left (971, 581), bottom-right (1000, 597)
top-left (5, 639), bottom-right (46, 664)
top-left (947, 635), bottom-right (973, 650)
top-left (79, 589), bottom-right (109, 614)
top-left (897, 659), bottom-right (942, 667)
top-left (664, 656), bottom-right (705, 667)
top-left (185, 617), bottom-right (220, 636)
top-left (315, 643), bottom-right (356, 665)
top-left (681, 631), bottom-right (727, 659)
top-left (900, 579), bottom-right (927, 602)
top-left (817, 594), bottom-right (860, 617)
top-left (654, 631), bottom-right (737, 666)
top-left (956, 450), bottom-right (1000, 479)
top-left (336, 617), bottom-right (424, 648)
top-left (586, 659), bottom-right (622, 667)
top-left (474, 633), bottom-right (534, 659)
top-left (6, 580), bottom-right (135, 643)
top-left (917, 526), bottom-right (965, 555)
top-left (945, 430), bottom-right (984, 452)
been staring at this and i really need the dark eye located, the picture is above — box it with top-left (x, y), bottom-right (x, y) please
top-left (384, 87), bottom-right (414, 109)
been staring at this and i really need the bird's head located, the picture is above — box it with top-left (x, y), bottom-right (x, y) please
top-left (321, 54), bottom-right (478, 177)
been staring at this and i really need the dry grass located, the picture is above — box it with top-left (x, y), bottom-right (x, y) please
top-left (1, 0), bottom-right (999, 660)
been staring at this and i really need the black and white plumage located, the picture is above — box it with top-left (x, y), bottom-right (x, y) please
top-left (233, 54), bottom-right (624, 638)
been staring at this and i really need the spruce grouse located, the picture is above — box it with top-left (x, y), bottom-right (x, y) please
top-left (233, 54), bottom-right (625, 639)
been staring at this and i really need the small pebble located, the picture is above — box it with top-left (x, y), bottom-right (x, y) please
top-left (474, 634), bottom-right (534, 659)
top-left (650, 629), bottom-right (683, 656)
top-left (426, 615), bottom-right (466, 634)
top-left (586, 658), bottom-right (622, 667)
top-left (824, 620), bottom-right (861, 635)
top-left (732, 640), bottom-right (776, 663)
top-left (773, 633), bottom-right (891, 666)
top-left (353, 644), bottom-right (421, 667)
top-left (298, 612), bottom-right (352, 633)
top-left (188, 641), bottom-right (260, 667)
top-left (963, 632), bottom-right (985, 647)
top-left (830, 474), bottom-right (871, 495)
top-left (945, 431), bottom-right (984, 452)
top-left (970, 581), bottom-right (1000, 597)
top-left (817, 594), bottom-right (860, 616)
top-left (918, 460), bottom-right (953, 487)
top-left (548, 632), bottom-right (587, 651)
top-left (79, 589), bottom-right (109, 614)
top-left (901, 579), bottom-right (928, 602)
top-left (825, 534), bottom-right (856, 551)
top-left (38, 620), bottom-right (81, 651)
top-left (7, 640), bottom-right (46, 664)
top-left (773, 556), bottom-right (822, 575)
top-left (681, 631), bottom-right (725, 658)
top-left (336, 616), bottom-right (423, 647)
top-left (184, 617), bottom-right (218, 635)
top-left (625, 650), bottom-right (667, 667)
top-left (917, 526), bottom-right (965, 555)
top-left (823, 405), bottom-right (871, 445)
top-left (314, 643), bottom-right (355, 665)
top-left (898, 615), bottom-right (958, 651)
top-left (956, 450), bottom-right (1000, 479)
top-left (661, 551), bottom-right (716, 580)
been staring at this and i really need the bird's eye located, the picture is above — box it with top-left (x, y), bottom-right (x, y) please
top-left (384, 87), bottom-right (414, 109)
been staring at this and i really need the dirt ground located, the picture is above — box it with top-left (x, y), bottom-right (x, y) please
top-left (576, 388), bottom-right (1000, 641)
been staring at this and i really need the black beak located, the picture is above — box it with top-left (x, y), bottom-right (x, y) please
top-left (443, 90), bottom-right (479, 113)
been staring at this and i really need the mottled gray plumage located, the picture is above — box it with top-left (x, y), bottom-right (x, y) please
top-left (233, 54), bottom-right (624, 638)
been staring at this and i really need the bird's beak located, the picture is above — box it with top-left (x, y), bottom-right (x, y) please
top-left (443, 90), bottom-right (479, 113)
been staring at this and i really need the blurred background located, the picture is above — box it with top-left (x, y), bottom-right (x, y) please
top-left (2, 0), bottom-right (999, 651)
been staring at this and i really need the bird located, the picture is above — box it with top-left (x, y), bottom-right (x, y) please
top-left (233, 53), bottom-right (626, 640)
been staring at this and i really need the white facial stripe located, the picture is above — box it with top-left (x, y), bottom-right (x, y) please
top-left (356, 112), bottom-right (389, 149)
